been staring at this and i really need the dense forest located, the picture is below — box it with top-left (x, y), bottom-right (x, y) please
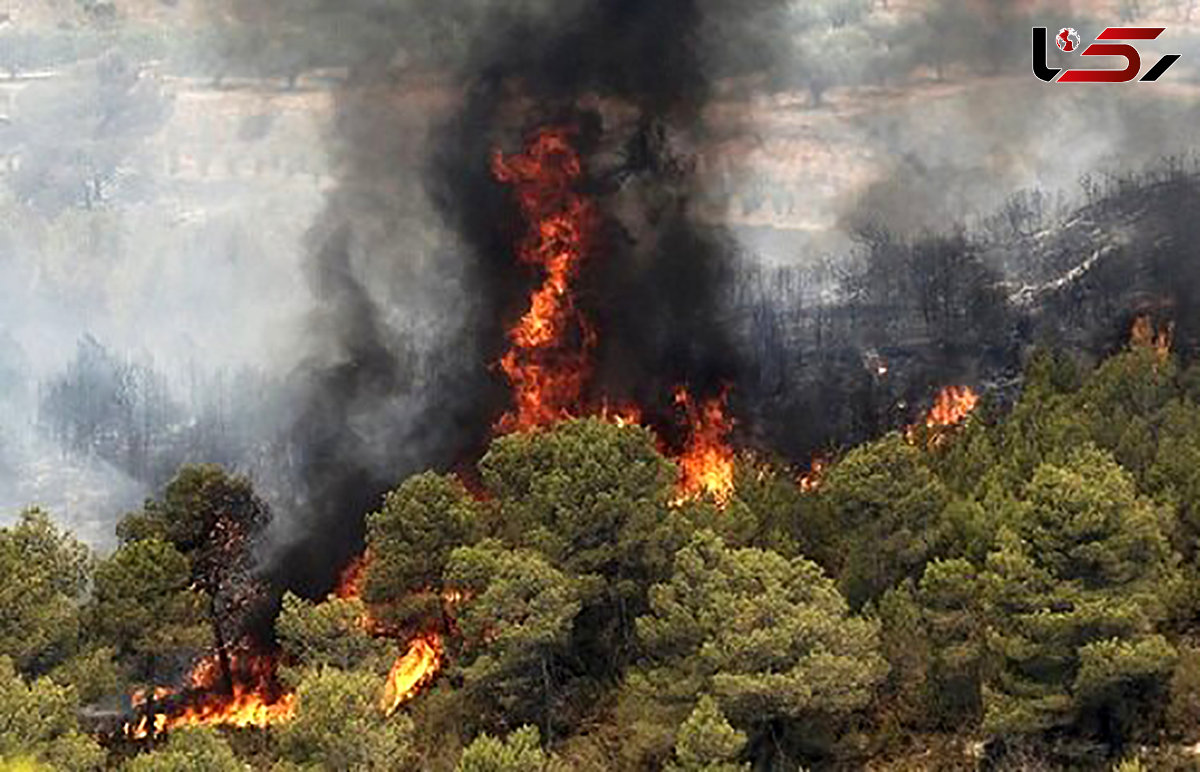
top-left (4, 330), bottom-right (1200, 770)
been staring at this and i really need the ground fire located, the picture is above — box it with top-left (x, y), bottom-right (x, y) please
top-left (125, 652), bottom-right (295, 739)
top-left (124, 548), bottom-right (449, 737)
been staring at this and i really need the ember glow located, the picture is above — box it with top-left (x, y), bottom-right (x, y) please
top-left (492, 126), bottom-right (596, 433)
top-left (334, 553), bottom-right (368, 600)
top-left (380, 634), bottom-right (444, 716)
top-left (125, 652), bottom-right (295, 739)
top-left (672, 387), bottom-right (736, 505)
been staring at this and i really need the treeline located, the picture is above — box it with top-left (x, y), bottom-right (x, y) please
top-left (36, 336), bottom-right (289, 491)
top-left (3, 336), bottom-right (1200, 768)
top-left (728, 161), bottom-right (1200, 469)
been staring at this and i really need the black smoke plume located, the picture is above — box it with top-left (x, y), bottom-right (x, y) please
top-left (267, 0), bottom-right (787, 597)
top-left (257, 0), bottom-right (1200, 601)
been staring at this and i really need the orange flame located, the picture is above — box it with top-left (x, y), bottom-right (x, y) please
top-left (905, 385), bottom-right (979, 446)
top-left (334, 554), bottom-right (368, 600)
top-left (492, 126), bottom-right (596, 432)
top-left (598, 401), bottom-right (643, 428)
top-left (380, 634), bottom-right (443, 716)
top-left (672, 387), bottom-right (736, 506)
top-left (333, 553), bottom-right (451, 713)
top-left (799, 456), bottom-right (826, 493)
top-left (1130, 314), bottom-right (1172, 360)
top-left (125, 652), bottom-right (295, 739)
top-left (923, 386), bottom-right (979, 429)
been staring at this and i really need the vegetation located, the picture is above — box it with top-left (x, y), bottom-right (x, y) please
top-left (7, 340), bottom-right (1200, 767)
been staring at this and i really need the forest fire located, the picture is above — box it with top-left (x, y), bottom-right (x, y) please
top-left (904, 385), bottom-right (979, 446)
top-left (335, 553), bottom-right (368, 601)
top-left (19, 0), bottom-right (1200, 765)
top-left (491, 126), bottom-right (739, 504)
top-left (922, 385), bottom-right (979, 430)
top-left (125, 653), bottom-right (295, 739)
top-left (672, 387), bottom-right (736, 505)
top-left (1131, 314), bottom-right (1173, 360)
top-left (332, 552), bottom-right (447, 712)
top-left (799, 456), bottom-right (826, 493)
top-left (380, 634), bottom-right (444, 716)
top-left (492, 126), bottom-right (596, 433)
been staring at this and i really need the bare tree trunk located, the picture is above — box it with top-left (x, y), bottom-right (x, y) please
top-left (541, 655), bottom-right (551, 746)
top-left (211, 594), bottom-right (234, 696)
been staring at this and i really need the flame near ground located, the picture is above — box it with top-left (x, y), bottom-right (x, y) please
top-left (125, 653), bottom-right (296, 739)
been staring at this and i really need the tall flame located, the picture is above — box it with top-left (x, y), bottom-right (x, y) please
top-left (380, 634), bottom-right (444, 716)
top-left (672, 387), bottom-right (736, 505)
top-left (490, 126), bottom-right (739, 503)
top-left (492, 126), bottom-right (596, 432)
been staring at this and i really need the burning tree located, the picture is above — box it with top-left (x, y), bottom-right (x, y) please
top-left (672, 388), bottom-right (737, 506)
top-left (487, 125), bottom-right (739, 511)
top-left (118, 466), bottom-right (270, 672)
top-left (491, 126), bottom-right (598, 434)
top-left (114, 464), bottom-right (282, 736)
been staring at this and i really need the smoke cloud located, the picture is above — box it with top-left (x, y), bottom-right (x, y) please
top-left (6, 1), bottom-right (1200, 600)
top-left (262, 0), bottom-right (796, 594)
